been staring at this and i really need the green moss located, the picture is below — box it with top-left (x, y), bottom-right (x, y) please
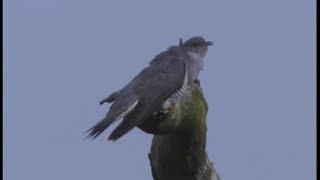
top-left (148, 83), bottom-right (218, 180)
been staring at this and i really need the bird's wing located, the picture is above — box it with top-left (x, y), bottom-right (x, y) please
top-left (108, 57), bottom-right (186, 140)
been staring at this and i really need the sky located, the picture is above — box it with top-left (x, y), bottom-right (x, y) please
top-left (3, 0), bottom-right (316, 180)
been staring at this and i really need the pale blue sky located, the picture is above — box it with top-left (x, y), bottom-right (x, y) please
top-left (4, 0), bottom-right (316, 180)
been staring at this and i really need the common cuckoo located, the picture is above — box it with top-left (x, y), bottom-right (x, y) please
top-left (87, 36), bottom-right (212, 141)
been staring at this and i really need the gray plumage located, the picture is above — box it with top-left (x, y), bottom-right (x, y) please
top-left (87, 36), bottom-right (212, 141)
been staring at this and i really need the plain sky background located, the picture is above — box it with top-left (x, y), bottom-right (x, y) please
top-left (4, 0), bottom-right (316, 180)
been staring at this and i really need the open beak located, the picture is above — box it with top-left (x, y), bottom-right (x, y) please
top-left (206, 41), bottom-right (213, 46)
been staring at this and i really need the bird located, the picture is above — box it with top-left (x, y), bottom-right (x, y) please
top-left (87, 36), bottom-right (213, 141)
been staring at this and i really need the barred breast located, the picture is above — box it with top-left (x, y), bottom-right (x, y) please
top-left (162, 67), bottom-right (188, 110)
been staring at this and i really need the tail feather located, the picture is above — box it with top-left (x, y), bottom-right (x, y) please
top-left (100, 91), bottom-right (120, 105)
top-left (87, 97), bottom-right (139, 140)
top-left (86, 115), bottom-right (114, 139)
top-left (108, 99), bottom-right (148, 141)
top-left (108, 116), bottom-right (139, 141)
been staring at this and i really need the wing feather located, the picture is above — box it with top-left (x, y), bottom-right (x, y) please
top-left (108, 57), bottom-right (186, 140)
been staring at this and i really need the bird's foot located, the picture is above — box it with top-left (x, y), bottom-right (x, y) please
top-left (171, 104), bottom-right (177, 119)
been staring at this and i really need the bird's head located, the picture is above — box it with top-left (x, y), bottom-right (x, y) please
top-left (181, 36), bottom-right (213, 58)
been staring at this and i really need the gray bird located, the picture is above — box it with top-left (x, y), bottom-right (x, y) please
top-left (87, 36), bottom-right (213, 141)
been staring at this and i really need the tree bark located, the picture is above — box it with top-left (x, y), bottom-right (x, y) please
top-left (139, 81), bottom-right (220, 180)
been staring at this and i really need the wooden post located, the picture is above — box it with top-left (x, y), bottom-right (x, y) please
top-left (138, 81), bottom-right (220, 180)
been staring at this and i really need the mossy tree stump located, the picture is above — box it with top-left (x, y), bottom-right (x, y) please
top-left (138, 81), bottom-right (220, 180)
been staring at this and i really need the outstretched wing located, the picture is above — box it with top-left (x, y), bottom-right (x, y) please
top-left (108, 57), bottom-right (186, 140)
